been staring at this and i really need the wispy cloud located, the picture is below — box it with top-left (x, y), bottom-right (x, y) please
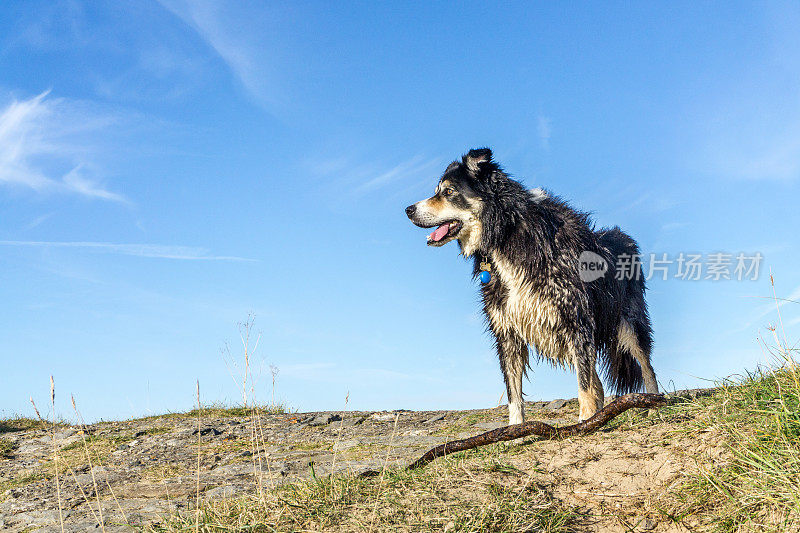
top-left (0, 240), bottom-right (255, 261)
top-left (306, 153), bottom-right (445, 204)
top-left (353, 156), bottom-right (442, 196)
top-left (0, 91), bottom-right (128, 202)
top-left (537, 116), bottom-right (552, 150)
top-left (25, 213), bottom-right (54, 230)
top-left (158, 0), bottom-right (277, 108)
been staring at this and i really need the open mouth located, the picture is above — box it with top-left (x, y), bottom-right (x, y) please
top-left (426, 220), bottom-right (462, 246)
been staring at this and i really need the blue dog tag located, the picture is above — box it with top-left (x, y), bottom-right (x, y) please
top-left (480, 270), bottom-right (491, 283)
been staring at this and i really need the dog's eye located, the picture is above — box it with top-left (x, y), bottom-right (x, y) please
top-left (442, 187), bottom-right (455, 197)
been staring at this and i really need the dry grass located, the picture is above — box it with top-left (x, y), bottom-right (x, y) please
top-left (148, 445), bottom-right (583, 532)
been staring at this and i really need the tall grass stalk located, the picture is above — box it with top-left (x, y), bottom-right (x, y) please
top-left (71, 395), bottom-right (107, 533)
top-left (30, 381), bottom-right (65, 533)
top-left (195, 380), bottom-right (201, 533)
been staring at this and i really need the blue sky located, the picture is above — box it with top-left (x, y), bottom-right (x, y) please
top-left (2, 1), bottom-right (800, 422)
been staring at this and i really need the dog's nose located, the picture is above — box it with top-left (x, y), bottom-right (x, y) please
top-left (405, 205), bottom-right (416, 218)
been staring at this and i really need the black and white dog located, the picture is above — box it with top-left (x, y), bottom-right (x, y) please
top-left (406, 148), bottom-right (658, 423)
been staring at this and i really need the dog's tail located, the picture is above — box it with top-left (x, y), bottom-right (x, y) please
top-left (604, 317), bottom-right (648, 395)
top-left (598, 227), bottom-right (652, 395)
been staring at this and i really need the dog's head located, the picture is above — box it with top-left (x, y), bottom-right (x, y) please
top-left (405, 148), bottom-right (493, 257)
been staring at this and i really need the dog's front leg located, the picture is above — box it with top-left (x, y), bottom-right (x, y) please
top-left (495, 330), bottom-right (528, 425)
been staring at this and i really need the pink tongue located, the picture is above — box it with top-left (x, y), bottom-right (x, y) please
top-left (430, 223), bottom-right (450, 242)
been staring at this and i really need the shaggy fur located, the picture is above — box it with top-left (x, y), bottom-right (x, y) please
top-left (406, 148), bottom-right (658, 423)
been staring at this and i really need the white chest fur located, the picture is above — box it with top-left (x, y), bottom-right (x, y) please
top-left (488, 253), bottom-right (567, 363)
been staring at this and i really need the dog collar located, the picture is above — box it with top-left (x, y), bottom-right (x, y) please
top-left (479, 261), bottom-right (492, 283)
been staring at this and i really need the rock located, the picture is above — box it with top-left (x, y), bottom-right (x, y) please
top-left (192, 427), bottom-right (223, 436)
top-left (333, 439), bottom-right (361, 451)
top-left (306, 414), bottom-right (342, 426)
top-left (212, 463), bottom-right (260, 476)
top-left (370, 413), bottom-right (396, 422)
top-left (73, 465), bottom-right (112, 486)
top-left (53, 429), bottom-right (77, 440)
top-left (423, 413), bottom-right (447, 424)
top-left (205, 485), bottom-right (241, 499)
top-left (10, 509), bottom-right (62, 527)
top-left (339, 415), bottom-right (367, 427)
top-left (545, 399), bottom-right (568, 410)
top-left (474, 421), bottom-right (505, 431)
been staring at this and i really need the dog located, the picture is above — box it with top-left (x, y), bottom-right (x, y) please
top-left (406, 148), bottom-right (658, 424)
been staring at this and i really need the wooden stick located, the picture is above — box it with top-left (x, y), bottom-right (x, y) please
top-left (408, 393), bottom-right (666, 469)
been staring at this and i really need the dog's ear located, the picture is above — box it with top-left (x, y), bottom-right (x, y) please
top-left (463, 148), bottom-right (493, 175)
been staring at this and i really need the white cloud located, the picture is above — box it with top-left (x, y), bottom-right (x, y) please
top-left (537, 116), bottom-right (551, 150)
top-left (0, 240), bottom-right (255, 261)
top-left (25, 213), bottom-right (54, 230)
top-left (0, 91), bottom-right (128, 202)
top-left (306, 152), bottom-right (445, 203)
top-left (158, 0), bottom-right (277, 108)
top-left (62, 166), bottom-right (127, 203)
top-left (353, 156), bottom-right (442, 196)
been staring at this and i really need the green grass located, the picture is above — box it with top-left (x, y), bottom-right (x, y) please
top-left (0, 416), bottom-right (50, 434)
top-left (0, 438), bottom-right (15, 458)
top-left (60, 432), bottom-right (135, 452)
top-left (593, 354), bottom-right (800, 531)
top-left (141, 426), bottom-right (170, 436)
top-left (135, 402), bottom-right (292, 422)
top-left (187, 401), bottom-right (292, 418)
top-left (0, 471), bottom-right (48, 494)
top-left (666, 361), bottom-right (800, 531)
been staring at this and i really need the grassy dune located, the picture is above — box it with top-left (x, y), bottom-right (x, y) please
top-left (142, 361), bottom-right (800, 532)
